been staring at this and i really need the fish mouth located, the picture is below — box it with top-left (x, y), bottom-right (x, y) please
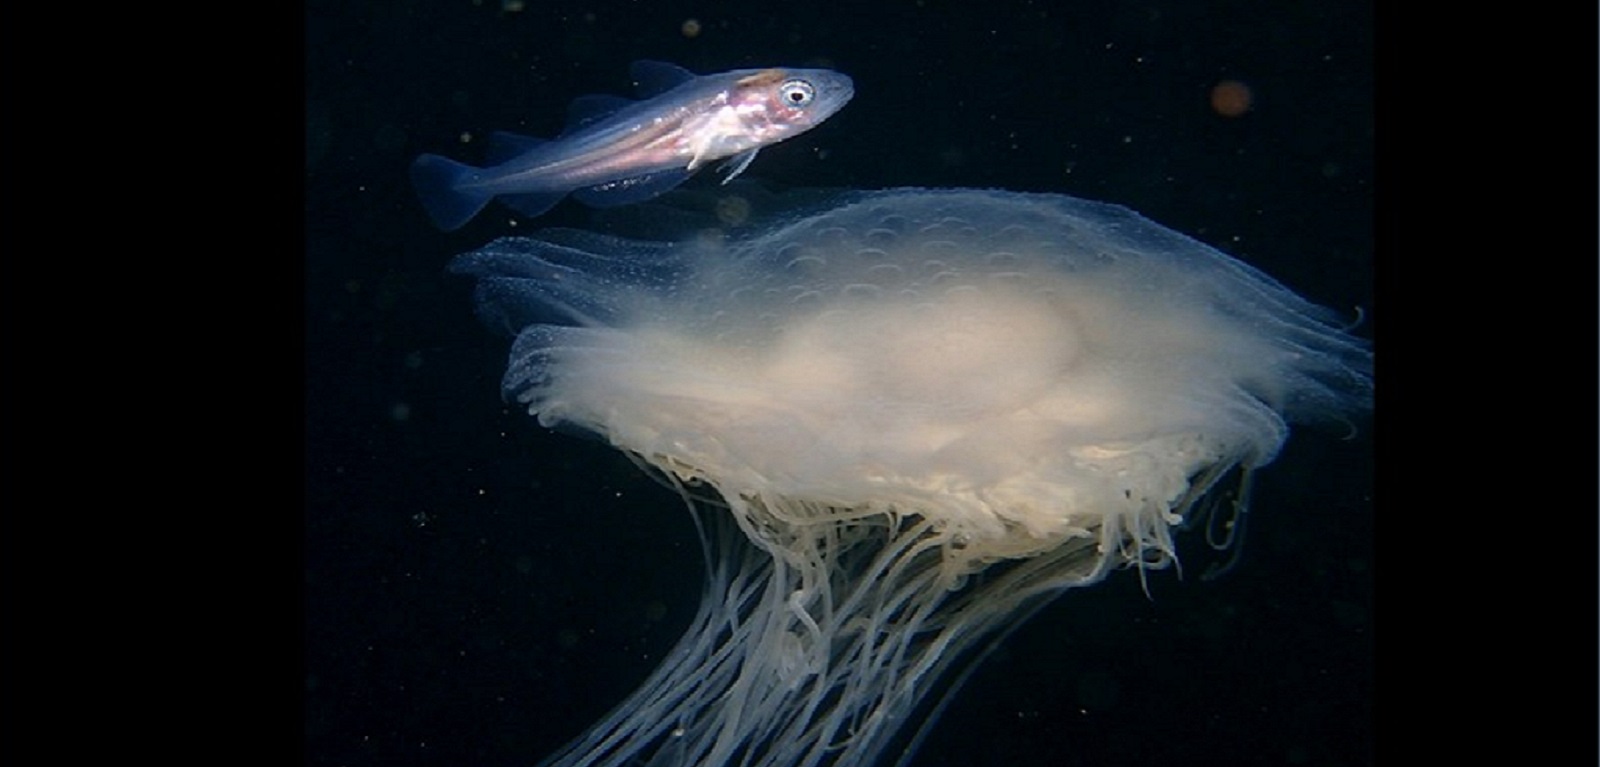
top-left (808, 71), bottom-right (855, 121)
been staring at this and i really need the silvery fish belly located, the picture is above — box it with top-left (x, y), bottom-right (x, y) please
top-left (410, 60), bottom-right (855, 231)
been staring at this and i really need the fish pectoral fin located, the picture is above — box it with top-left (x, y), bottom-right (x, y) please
top-left (572, 169), bottom-right (693, 208)
top-left (686, 146), bottom-right (714, 172)
top-left (718, 149), bottom-right (760, 183)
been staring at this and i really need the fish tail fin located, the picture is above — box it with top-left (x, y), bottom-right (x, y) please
top-left (410, 154), bottom-right (493, 231)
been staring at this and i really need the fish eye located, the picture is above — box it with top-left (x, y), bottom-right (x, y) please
top-left (779, 79), bottom-right (816, 107)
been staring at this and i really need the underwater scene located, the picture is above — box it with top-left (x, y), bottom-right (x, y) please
top-left (305, 2), bottom-right (1373, 765)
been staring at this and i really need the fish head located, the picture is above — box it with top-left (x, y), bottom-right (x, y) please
top-left (729, 67), bottom-right (855, 139)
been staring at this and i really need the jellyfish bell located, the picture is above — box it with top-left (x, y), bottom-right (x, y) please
top-left (452, 188), bottom-right (1372, 767)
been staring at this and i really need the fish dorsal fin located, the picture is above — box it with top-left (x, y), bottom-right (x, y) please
top-left (629, 60), bottom-right (696, 98)
top-left (486, 131), bottom-right (548, 165)
top-left (560, 94), bottom-right (634, 135)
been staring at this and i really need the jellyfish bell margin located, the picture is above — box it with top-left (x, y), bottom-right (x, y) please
top-left (450, 188), bottom-right (1373, 767)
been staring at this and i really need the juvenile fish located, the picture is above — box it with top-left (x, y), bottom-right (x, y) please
top-left (411, 60), bottom-right (854, 230)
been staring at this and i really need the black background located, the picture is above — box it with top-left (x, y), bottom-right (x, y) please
top-left (305, 1), bottom-right (1374, 765)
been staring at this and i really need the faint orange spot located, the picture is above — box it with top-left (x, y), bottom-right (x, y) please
top-left (681, 18), bottom-right (702, 38)
top-left (1210, 80), bottom-right (1253, 118)
top-left (715, 195), bottom-right (751, 226)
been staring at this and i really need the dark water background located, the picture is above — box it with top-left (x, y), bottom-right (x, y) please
top-left (304, 1), bottom-right (1373, 764)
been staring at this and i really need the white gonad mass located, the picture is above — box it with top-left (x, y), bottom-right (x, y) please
top-left (451, 188), bottom-right (1373, 767)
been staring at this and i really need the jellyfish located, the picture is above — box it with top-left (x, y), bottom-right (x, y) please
top-left (450, 188), bottom-right (1373, 767)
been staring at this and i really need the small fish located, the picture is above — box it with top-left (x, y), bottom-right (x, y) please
top-left (411, 60), bottom-right (854, 230)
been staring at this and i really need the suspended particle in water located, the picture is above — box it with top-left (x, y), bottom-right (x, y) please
top-left (1210, 79), bottom-right (1253, 118)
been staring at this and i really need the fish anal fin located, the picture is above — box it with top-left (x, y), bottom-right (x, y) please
top-left (572, 169), bottom-right (693, 208)
top-left (498, 191), bottom-right (567, 219)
